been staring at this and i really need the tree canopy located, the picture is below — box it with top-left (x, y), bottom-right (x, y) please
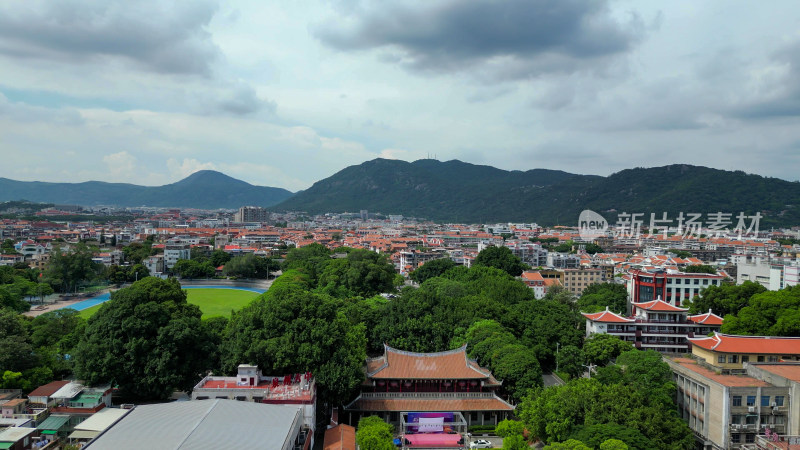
top-left (409, 258), bottom-right (456, 284)
top-left (74, 278), bottom-right (216, 400)
top-left (577, 283), bottom-right (628, 314)
top-left (356, 416), bottom-right (394, 450)
top-left (221, 286), bottom-right (366, 405)
top-left (721, 286), bottom-right (800, 336)
top-left (686, 280), bottom-right (766, 317)
top-left (474, 246), bottom-right (527, 277)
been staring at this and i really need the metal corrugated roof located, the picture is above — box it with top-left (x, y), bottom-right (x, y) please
top-left (74, 407), bottom-right (131, 432)
top-left (68, 430), bottom-right (100, 440)
top-left (37, 415), bottom-right (71, 430)
top-left (0, 427), bottom-right (36, 442)
top-left (84, 399), bottom-right (302, 450)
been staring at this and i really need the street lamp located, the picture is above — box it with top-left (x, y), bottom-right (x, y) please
top-left (556, 342), bottom-right (560, 373)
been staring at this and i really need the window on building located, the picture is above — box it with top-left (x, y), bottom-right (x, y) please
top-left (758, 355), bottom-right (765, 362)
top-left (694, 279), bottom-right (700, 284)
top-left (731, 434), bottom-right (741, 443)
top-left (762, 396), bottom-right (771, 407)
top-left (731, 415), bottom-right (742, 424)
top-left (769, 356), bottom-right (779, 362)
top-left (719, 355), bottom-right (727, 364)
top-left (746, 434), bottom-right (755, 444)
top-left (775, 415), bottom-right (786, 424)
top-left (733, 396), bottom-right (742, 406)
top-left (742, 355), bottom-right (750, 363)
top-left (747, 395), bottom-right (756, 406)
top-left (712, 280), bottom-right (718, 285)
top-left (775, 395), bottom-right (785, 407)
top-left (729, 355), bottom-right (738, 363)
top-left (746, 415), bottom-right (757, 425)
top-left (703, 279), bottom-right (709, 285)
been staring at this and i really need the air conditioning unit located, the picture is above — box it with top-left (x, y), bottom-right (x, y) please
top-left (748, 406), bottom-right (756, 413)
top-left (772, 402), bottom-right (777, 407)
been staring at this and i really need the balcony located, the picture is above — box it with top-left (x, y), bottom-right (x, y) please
top-left (360, 392), bottom-right (497, 399)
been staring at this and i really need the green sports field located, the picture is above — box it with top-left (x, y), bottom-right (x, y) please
top-left (78, 288), bottom-right (261, 320)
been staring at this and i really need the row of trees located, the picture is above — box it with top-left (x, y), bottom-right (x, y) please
top-left (1, 307), bottom-right (84, 392)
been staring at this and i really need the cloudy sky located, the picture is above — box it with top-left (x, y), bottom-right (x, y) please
top-left (1, 0), bottom-right (799, 191)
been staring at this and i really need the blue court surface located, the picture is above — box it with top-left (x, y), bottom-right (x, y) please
top-left (60, 285), bottom-right (267, 311)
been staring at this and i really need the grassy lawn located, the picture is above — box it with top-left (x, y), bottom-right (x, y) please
top-left (186, 288), bottom-right (261, 318)
top-left (79, 288), bottom-right (261, 319)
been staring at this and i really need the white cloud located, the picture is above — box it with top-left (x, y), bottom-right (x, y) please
top-left (166, 158), bottom-right (218, 179)
top-left (102, 151), bottom-right (138, 177)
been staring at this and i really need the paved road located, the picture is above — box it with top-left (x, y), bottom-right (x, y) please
top-left (542, 373), bottom-right (565, 387)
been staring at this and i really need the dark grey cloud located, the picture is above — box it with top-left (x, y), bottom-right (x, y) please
top-left (0, 1), bottom-right (219, 75)
top-left (215, 84), bottom-right (276, 116)
top-left (734, 41), bottom-right (800, 119)
top-left (314, 0), bottom-right (645, 81)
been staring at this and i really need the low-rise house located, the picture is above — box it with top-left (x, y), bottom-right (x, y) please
top-left (0, 427), bottom-right (40, 450)
top-left (67, 407), bottom-right (131, 445)
top-left (27, 381), bottom-right (70, 409)
top-left (191, 365), bottom-right (316, 447)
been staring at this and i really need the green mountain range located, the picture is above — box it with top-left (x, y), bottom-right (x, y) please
top-left (273, 159), bottom-right (800, 227)
top-left (0, 170), bottom-right (293, 209)
top-left (3, 160), bottom-right (798, 226)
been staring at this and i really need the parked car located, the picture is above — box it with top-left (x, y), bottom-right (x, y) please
top-left (469, 439), bottom-right (493, 449)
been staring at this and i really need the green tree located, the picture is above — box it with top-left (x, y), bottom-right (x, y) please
top-left (503, 434), bottom-right (528, 450)
top-left (209, 250), bottom-right (232, 268)
top-left (682, 264), bottom-right (717, 274)
top-left (721, 286), bottom-right (800, 336)
top-left (544, 439), bottom-right (592, 450)
top-left (496, 419), bottom-right (525, 438)
top-left (686, 280), bottom-right (766, 316)
top-left (557, 345), bottom-right (586, 380)
top-left (409, 258), bottom-right (456, 284)
top-left (223, 254), bottom-right (277, 279)
top-left (669, 249), bottom-right (692, 259)
top-left (583, 334), bottom-right (634, 366)
top-left (0, 307), bottom-right (35, 373)
top-left (44, 243), bottom-right (103, 293)
top-left (599, 439), bottom-right (629, 450)
top-left (356, 416), bottom-right (394, 450)
top-left (74, 278), bottom-right (216, 400)
top-left (172, 259), bottom-right (215, 278)
top-left (282, 243), bottom-right (331, 282)
top-left (122, 242), bottom-right (155, 265)
top-left (474, 246), bottom-right (526, 277)
top-left (221, 285), bottom-right (366, 405)
top-left (578, 283), bottom-right (628, 314)
top-left (317, 249), bottom-right (396, 297)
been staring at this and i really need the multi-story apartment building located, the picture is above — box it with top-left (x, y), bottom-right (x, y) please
top-left (583, 299), bottom-right (723, 353)
top-left (163, 240), bottom-right (190, 269)
top-left (546, 252), bottom-right (581, 269)
top-left (627, 268), bottom-right (726, 306)
top-left (666, 334), bottom-right (800, 449)
top-left (234, 206), bottom-right (269, 223)
top-left (562, 268), bottom-right (604, 296)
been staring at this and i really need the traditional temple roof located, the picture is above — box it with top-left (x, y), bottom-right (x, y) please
top-left (581, 307), bottom-right (634, 323)
top-left (688, 333), bottom-right (800, 354)
top-left (688, 309), bottom-right (724, 326)
top-left (632, 297), bottom-right (688, 312)
top-left (367, 345), bottom-right (493, 380)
